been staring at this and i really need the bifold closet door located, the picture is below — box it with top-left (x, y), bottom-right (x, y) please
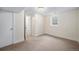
top-left (0, 12), bottom-right (13, 48)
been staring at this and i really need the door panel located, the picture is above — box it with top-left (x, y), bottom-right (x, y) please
top-left (32, 14), bottom-right (44, 36)
top-left (26, 16), bottom-right (32, 35)
top-left (0, 12), bottom-right (12, 48)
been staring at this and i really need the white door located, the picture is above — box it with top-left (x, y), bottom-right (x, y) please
top-left (0, 12), bottom-right (13, 48)
top-left (26, 15), bottom-right (32, 35)
top-left (33, 14), bottom-right (44, 36)
top-left (25, 15), bottom-right (32, 40)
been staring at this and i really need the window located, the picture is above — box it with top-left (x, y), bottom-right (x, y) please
top-left (52, 16), bottom-right (58, 25)
top-left (50, 15), bottom-right (58, 26)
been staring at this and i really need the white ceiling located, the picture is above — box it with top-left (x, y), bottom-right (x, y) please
top-left (0, 7), bottom-right (78, 15)
top-left (0, 7), bottom-right (24, 12)
top-left (24, 7), bottom-right (78, 15)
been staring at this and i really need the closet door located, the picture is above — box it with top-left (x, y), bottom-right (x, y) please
top-left (26, 15), bottom-right (32, 35)
top-left (0, 12), bottom-right (13, 48)
top-left (33, 14), bottom-right (44, 36)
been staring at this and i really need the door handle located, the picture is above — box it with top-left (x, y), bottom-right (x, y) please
top-left (10, 27), bottom-right (13, 30)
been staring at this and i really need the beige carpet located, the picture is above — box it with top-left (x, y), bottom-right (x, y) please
top-left (0, 35), bottom-right (79, 51)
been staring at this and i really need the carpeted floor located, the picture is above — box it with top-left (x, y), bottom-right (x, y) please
top-left (0, 34), bottom-right (79, 51)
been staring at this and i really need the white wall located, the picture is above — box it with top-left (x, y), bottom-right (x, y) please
top-left (32, 14), bottom-right (44, 36)
top-left (14, 10), bottom-right (24, 43)
top-left (44, 9), bottom-right (78, 42)
top-left (77, 9), bottom-right (79, 41)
